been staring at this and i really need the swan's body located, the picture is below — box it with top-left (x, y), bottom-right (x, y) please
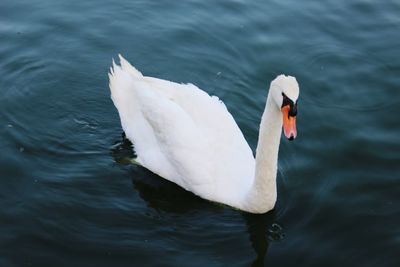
top-left (109, 55), bottom-right (299, 214)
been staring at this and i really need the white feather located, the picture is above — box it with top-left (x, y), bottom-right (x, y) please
top-left (109, 55), bottom-right (299, 213)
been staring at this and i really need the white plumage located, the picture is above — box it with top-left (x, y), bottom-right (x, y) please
top-left (109, 55), bottom-right (299, 213)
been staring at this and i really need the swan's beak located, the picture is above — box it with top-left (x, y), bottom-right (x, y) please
top-left (281, 106), bottom-right (297, 141)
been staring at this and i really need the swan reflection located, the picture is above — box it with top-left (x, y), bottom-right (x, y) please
top-left (111, 135), bottom-right (285, 266)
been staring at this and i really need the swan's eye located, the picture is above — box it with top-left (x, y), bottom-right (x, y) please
top-left (281, 93), bottom-right (291, 108)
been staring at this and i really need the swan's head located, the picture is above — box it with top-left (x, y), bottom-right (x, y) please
top-left (270, 75), bottom-right (299, 141)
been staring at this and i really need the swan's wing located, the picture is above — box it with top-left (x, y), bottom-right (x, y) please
top-left (110, 56), bottom-right (255, 204)
top-left (133, 81), bottom-right (217, 195)
top-left (138, 80), bottom-right (256, 203)
top-left (141, 77), bottom-right (256, 190)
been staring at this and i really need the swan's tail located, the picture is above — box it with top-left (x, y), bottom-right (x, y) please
top-left (108, 54), bottom-right (143, 103)
top-left (108, 55), bottom-right (145, 142)
top-left (108, 55), bottom-right (165, 169)
top-left (117, 54), bottom-right (143, 77)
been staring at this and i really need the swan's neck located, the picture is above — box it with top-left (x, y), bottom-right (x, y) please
top-left (244, 92), bottom-right (282, 213)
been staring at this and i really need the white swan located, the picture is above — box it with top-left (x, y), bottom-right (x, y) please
top-left (109, 55), bottom-right (299, 214)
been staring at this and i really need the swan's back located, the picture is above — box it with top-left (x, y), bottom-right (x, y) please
top-left (109, 56), bottom-right (255, 207)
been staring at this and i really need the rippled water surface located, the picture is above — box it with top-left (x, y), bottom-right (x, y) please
top-left (1, 0), bottom-right (400, 266)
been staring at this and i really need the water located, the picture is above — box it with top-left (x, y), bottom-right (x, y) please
top-left (1, 0), bottom-right (399, 266)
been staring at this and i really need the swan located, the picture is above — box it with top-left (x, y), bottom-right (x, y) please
top-left (109, 55), bottom-right (299, 214)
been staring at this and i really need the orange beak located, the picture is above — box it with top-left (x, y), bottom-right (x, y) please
top-left (281, 106), bottom-right (297, 140)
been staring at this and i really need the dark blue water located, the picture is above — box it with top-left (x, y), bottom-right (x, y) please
top-left (1, 0), bottom-right (399, 266)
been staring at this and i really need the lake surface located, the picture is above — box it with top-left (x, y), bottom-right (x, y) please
top-left (1, 0), bottom-right (399, 266)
